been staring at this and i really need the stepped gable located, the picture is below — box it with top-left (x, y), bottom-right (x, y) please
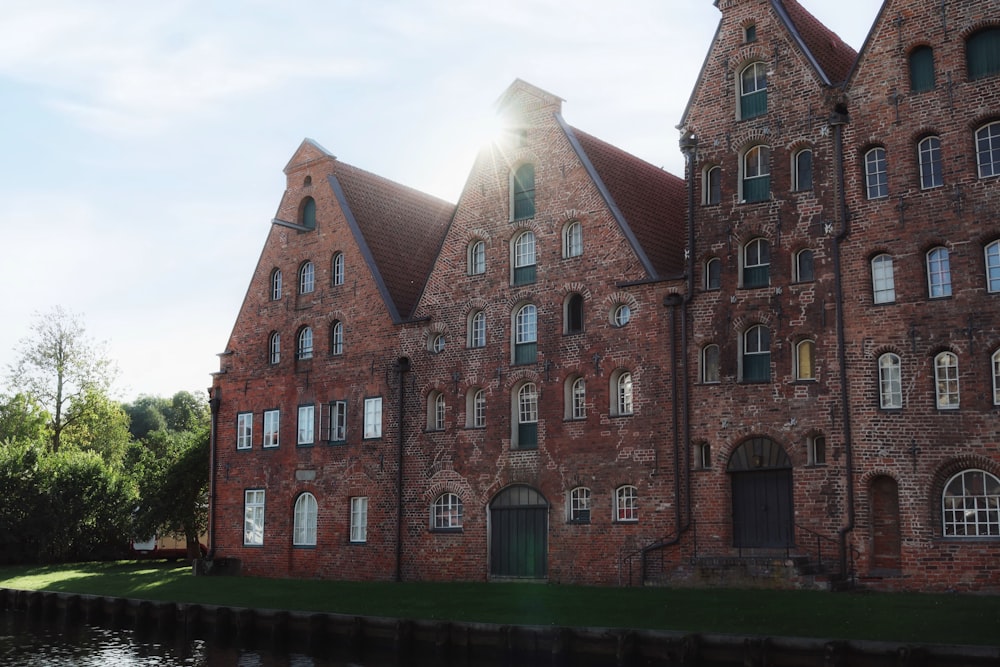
top-left (329, 160), bottom-right (454, 321)
top-left (569, 127), bottom-right (687, 278)
top-left (775, 0), bottom-right (857, 85)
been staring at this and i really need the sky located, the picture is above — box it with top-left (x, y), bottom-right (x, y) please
top-left (0, 0), bottom-right (881, 403)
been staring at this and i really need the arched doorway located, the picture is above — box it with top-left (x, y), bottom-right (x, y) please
top-left (870, 475), bottom-right (901, 572)
top-left (489, 485), bottom-right (548, 578)
top-left (727, 437), bottom-right (794, 548)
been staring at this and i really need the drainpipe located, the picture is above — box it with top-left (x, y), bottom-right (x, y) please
top-left (208, 386), bottom-right (221, 559)
top-left (394, 357), bottom-right (411, 583)
top-left (830, 111), bottom-right (855, 581)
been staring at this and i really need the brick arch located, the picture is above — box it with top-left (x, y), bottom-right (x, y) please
top-left (423, 470), bottom-right (475, 505)
top-left (508, 219), bottom-right (540, 238)
top-left (905, 40), bottom-right (934, 55)
top-left (716, 429), bottom-right (788, 464)
top-left (605, 291), bottom-right (639, 313)
top-left (462, 228), bottom-right (491, 244)
top-left (558, 209), bottom-right (590, 224)
top-left (729, 313), bottom-right (774, 333)
top-left (733, 131), bottom-right (771, 155)
top-left (503, 367), bottom-right (541, 391)
top-left (464, 297), bottom-right (490, 313)
top-left (959, 21), bottom-right (1000, 42)
top-left (785, 138), bottom-right (813, 153)
top-left (910, 127), bottom-right (943, 143)
top-left (870, 344), bottom-right (904, 362)
top-left (729, 226), bottom-right (773, 248)
top-left (731, 48), bottom-right (769, 75)
top-left (504, 290), bottom-right (539, 311)
top-left (419, 382), bottom-right (449, 403)
top-left (558, 282), bottom-right (592, 300)
top-left (324, 309), bottom-right (347, 326)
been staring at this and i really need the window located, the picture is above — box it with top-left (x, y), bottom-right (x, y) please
top-left (244, 490), bottom-right (265, 546)
top-left (330, 321), bottom-right (344, 356)
top-left (878, 353), bottom-right (903, 409)
top-left (702, 344), bottom-right (720, 384)
top-left (515, 382), bottom-right (538, 449)
top-left (431, 493), bottom-right (463, 530)
top-left (430, 334), bottom-right (445, 354)
top-left (742, 145), bottom-right (770, 202)
top-left (872, 254), bottom-right (896, 304)
top-left (742, 325), bottom-right (771, 382)
top-left (565, 293), bottom-right (584, 335)
top-left (966, 28), bottom-right (1000, 80)
top-left (696, 443), bottom-right (712, 469)
top-left (743, 238), bottom-right (770, 288)
top-left (612, 370), bottom-right (633, 416)
top-left (293, 493), bottom-right (317, 546)
top-left (468, 388), bottom-right (486, 428)
top-left (934, 352), bottom-right (959, 409)
top-left (562, 221), bottom-right (583, 258)
top-left (986, 240), bottom-right (1000, 292)
top-left (918, 136), bottom-right (943, 189)
top-left (795, 249), bottom-right (815, 282)
top-left (909, 46), bottom-right (936, 92)
top-left (300, 197), bottom-right (316, 229)
top-left (330, 400), bottom-right (347, 442)
top-left (469, 310), bottom-right (486, 349)
top-left (795, 340), bottom-right (816, 381)
top-left (514, 303), bottom-right (537, 365)
top-left (976, 122), bottom-right (1000, 179)
top-left (332, 253), bottom-right (344, 286)
top-left (468, 240), bottom-right (486, 275)
top-left (237, 412), bottom-right (253, 450)
top-left (428, 391), bottom-right (445, 431)
top-left (512, 163), bottom-right (535, 220)
top-left (740, 62), bottom-right (767, 119)
top-left (807, 435), bottom-right (826, 465)
top-left (704, 166), bottom-right (721, 205)
top-left (263, 409), bottom-right (279, 448)
top-left (865, 147), bottom-right (888, 199)
top-left (793, 149), bottom-right (813, 191)
top-left (568, 487), bottom-right (591, 523)
top-left (615, 485), bottom-right (638, 522)
top-left (993, 348), bottom-right (1000, 406)
top-left (270, 269), bottom-right (282, 301)
top-left (298, 405), bottom-right (315, 445)
top-left (364, 397), bottom-right (382, 439)
top-left (299, 261), bottom-right (315, 294)
top-left (942, 469), bottom-right (1000, 537)
top-left (927, 246), bottom-right (952, 298)
top-left (269, 332), bottom-right (280, 365)
top-left (297, 327), bottom-right (313, 360)
top-left (705, 258), bottom-right (721, 290)
top-left (613, 304), bottom-right (631, 327)
top-left (513, 231), bottom-right (536, 285)
top-left (350, 497), bottom-right (368, 543)
top-left (566, 376), bottom-right (586, 420)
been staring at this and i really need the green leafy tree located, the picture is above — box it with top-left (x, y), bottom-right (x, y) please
top-left (123, 395), bottom-right (169, 442)
top-left (60, 388), bottom-right (133, 468)
top-left (0, 393), bottom-right (50, 447)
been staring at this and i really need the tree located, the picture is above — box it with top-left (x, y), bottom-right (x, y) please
top-left (7, 307), bottom-right (117, 452)
top-left (61, 388), bottom-right (133, 469)
top-left (0, 393), bottom-right (49, 447)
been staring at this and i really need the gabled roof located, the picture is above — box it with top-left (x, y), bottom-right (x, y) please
top-left (775, 0), bottom-right (857, 86)
top-left (562, 121), bottom-right (687, 279)
top-left (327, 161), bottom-right (454, 322)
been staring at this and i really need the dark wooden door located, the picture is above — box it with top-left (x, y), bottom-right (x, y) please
top-left (870, 476), bottom-right (902, 572)
top-left (489, 486), bottom-right (548, 578)
top-left (731, 469), bottom-right (794, 548)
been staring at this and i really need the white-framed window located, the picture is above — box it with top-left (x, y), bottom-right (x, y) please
top-left (469, 310), bottom-right (486, 349)
top-left (364, 397), bottom-right (382, 439)
top-left (298, 405), bottom-right (315, 445)
top-left (350, 496), bottom-right (368, 543)
top-left (513, 303), bottom-right (537, 365)
top-left (742, 237), bottom-right (770, 288)
top-left (739, 62), bottom-right (767, 119)
top-left (872, 254), bottom-right (896, 304)
top-left (562, 221), bottom-right (583, 258)
top-left (467, 388), bottom-right (486, 428)
top-left (512, 230), bottom-right (537, 285)
top-left (430, 334), bottom-right (445, 354)
top-left (934, 351), bottom-right (959, 409)
top-left (330, 400), bottom-right (347, 442)
top-left (742, 325), bottom-right (771, 382)
top-left (703, 165), bottom-right (721, 205)
top-left (431, 493), bottom-right (463, 530)
top-left (612, 304), bottom-right (631, 327)
top-left (985, 240), bottom-right (1000, 293)
top-left (878, 353), bottom-right (903, 409)
top-left (568, 487), bottom-right (591, 523)
top-left (793, 148), bottom-right (813, 191)
top-left (427, 391), bottom-right (445, 431)
top-left (263, 409), bottom-right (279, 448)
top-left (865, 147), bottom-right (888, 199)
top-left (927, 246), bottom-right (952, 298)
top-left (244, 489), bottom-right (265, 546)
top-left (468, 240), bottom-right (486, 276)
top-left (269, 332), bottom-right (281, 365)
top-left (564, 376), bottom-right (586, 420)
top-left (297, 327), bottom-right (313, 360)
top-left (742, 145), bottom-right (770, 202)
top-left (330, 321), bottom-right (344, 356)
top-left (942, 469), bottom-right (1000, 537)
top-left (564, 293), bottom-right (584, 335)
top-left (992, 348), bottom-right (1000, 406)
top-left (514, 382), bottom-right (538, 449)
top-left (976, 121), bottom-right (1000, 179)
top-left (332, 252), bottom-right (344, 286)
top-left (237, 412), bottom-right (253, 450)
top-left (918, 136), bottom-right (943, 189)
top-left (611, 370), bottom-right (633, 416)
top-left (807, 435), bottom-right (826, 465)
top-left (293, 492), bottom-right (317, 546)
top-left (702, 344), bottom-right (720, 383)
top-left (795, 339), bottom-right (816, 381)
top-left (795, 249), bottom-right (815, 283)
top-left (704, 257), bottom-right (721, 290)
top-left (299, 261), bottom-right (315, 294)
top-left (696, 442), bottom-right (712, 469)
top-left (512, 163), bottom-right (535, 220)
top-left (270, 268), bottom-right (282, 301)
top-left (615, 485), bottom-right (638, 522)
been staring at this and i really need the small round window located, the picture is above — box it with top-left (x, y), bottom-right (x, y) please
top-left (431, 334), bottom-right (446, 354)
top-left (613, 304), bottom-right (631, 327)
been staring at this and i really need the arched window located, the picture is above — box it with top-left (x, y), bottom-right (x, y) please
top-left (300, 197), bottom-right (316, 229)
top-left (742, 145), bottom-right (770, 202)
top-left (299, 261), bottom-right (315, 294)
top-left (611, 370), bottom-right (633, 416)
top-left (468, 310), bottom-right (486, 349)
top-left (927, 246), bottom-right (952, 298)
top-left (742, 325), bottom-right (770, 382)
top-left (615, 485), bottom-right (638, 522)
top-left (468, 240), bottom-right (486, 275)
top-left (878, 353), bottom-right (902, 409)
top-left (966, 28), bottom-right (1000, 80)
top-left (743, 238), bottom-right (770, 288)
top-left (612, 303), bottom-right (631, 327)
top-left (565, 376), bottom-right (586, 420)
top-left (293, 492), bottom-right (317, 546)
top-left (976, 121), bottom-right (1000, 179)
top-left (871, 254), bottom-right (896, 304)
top-left (918, 136), bottom-right (943, 189)
top-left (332, 253), bottom-right (344, 286)
top-left (564, 293), bottom-right (584, 335)
top-left (992, 348), bottom-right (1000, 406)
top-left (934, 351), bottom-right (959, 409)
top-left (330, 321), bottom-right (343, 356)
top-left (795, 249), bottom-right (815, 282)
top-left (739, 62), bottom-right (767, 119)
top-left (512, 231), bottom-right (536, 285)
top-left (942, 469), bottom-right (1000, 536)
top-left (513, 304), bottom-right (537, 365)
top-left (702, 344), bottom-right (720, 383)
top-left (704, 257), bottom-right (721, 290)
top-left (430, 334), bottom-right (445, 354)
top-left (807, 435), bottom-right (826, 465)
top-left (795, 339), bottom-right (816, 381)
top-left (986, 240), bottom-right (1000, 292)
top-left (514, 382), bottom-right (538, 449)
top-left (865, 147), bottom-right (888, 199)
top-left (270, 268), bottom-right (282, 301)
top-left (703, 165), bottom-right (722, 205)
top-left (431, 493), bottom-right (463, 530)
top-left (562, 221), bottom-right (583, 258)
top-left (909, 45), bottom-right (936, 92)
top-left (568, 487), bottom-right (591, 523)
top-left (427, 391), bottom-right (445, 431)
top-left (297, 327), bottom-right (313, 360)
top-left (269, 332), bottom-right (280, 365)
top-left (793, 149), bottom-right (813, 191)
top-left (467, 387), bottom-right (486, 428)
top-left (512, 164), bottom-right (535, 220)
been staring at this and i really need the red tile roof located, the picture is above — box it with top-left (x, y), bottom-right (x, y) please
top-left (776, 0), bottom-right (857, 85)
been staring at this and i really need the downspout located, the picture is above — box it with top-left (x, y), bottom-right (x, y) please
top-left (208, 387), bottom-right (221, 559)
top-left (394, 357), bottom-right (411, 583)
top-left (830, 112), bottom-right (855, 580)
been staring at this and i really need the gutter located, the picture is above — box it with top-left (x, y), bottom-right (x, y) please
top-left (394, 357), bottom-right (411, 582)
top-left (208, 386), bottom-right (221, 558)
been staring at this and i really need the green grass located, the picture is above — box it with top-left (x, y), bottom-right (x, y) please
top-left (1, 561), bottom-right (998, 646)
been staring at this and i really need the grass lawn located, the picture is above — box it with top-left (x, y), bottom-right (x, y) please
top-left (1, 561), bottom-right (998, 646)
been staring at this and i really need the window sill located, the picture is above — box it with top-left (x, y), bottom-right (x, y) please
top-left (293, 544), bottom-right (316, 550)
top-left (463, 425), bottom-right (486, 431)
top-left (430, 527), bottom-right (463, 534)
top-left (613, 519), bottom-right (639, 525)
top-left (564, 417), bottom-right (586, 423)
top-left (326, 440), bottom-right (347, 446)
top-left (609, 413), bottom-right (634, 419)
top-left (567, 519), bottom-right (591, 525)
top-left (296, 443), bottom-right (314, 448)
top-left (262, 444), bottom-right (279, 450)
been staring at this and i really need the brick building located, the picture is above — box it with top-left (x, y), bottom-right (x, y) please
top-left (209, 0), bottom-right (999, 590)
